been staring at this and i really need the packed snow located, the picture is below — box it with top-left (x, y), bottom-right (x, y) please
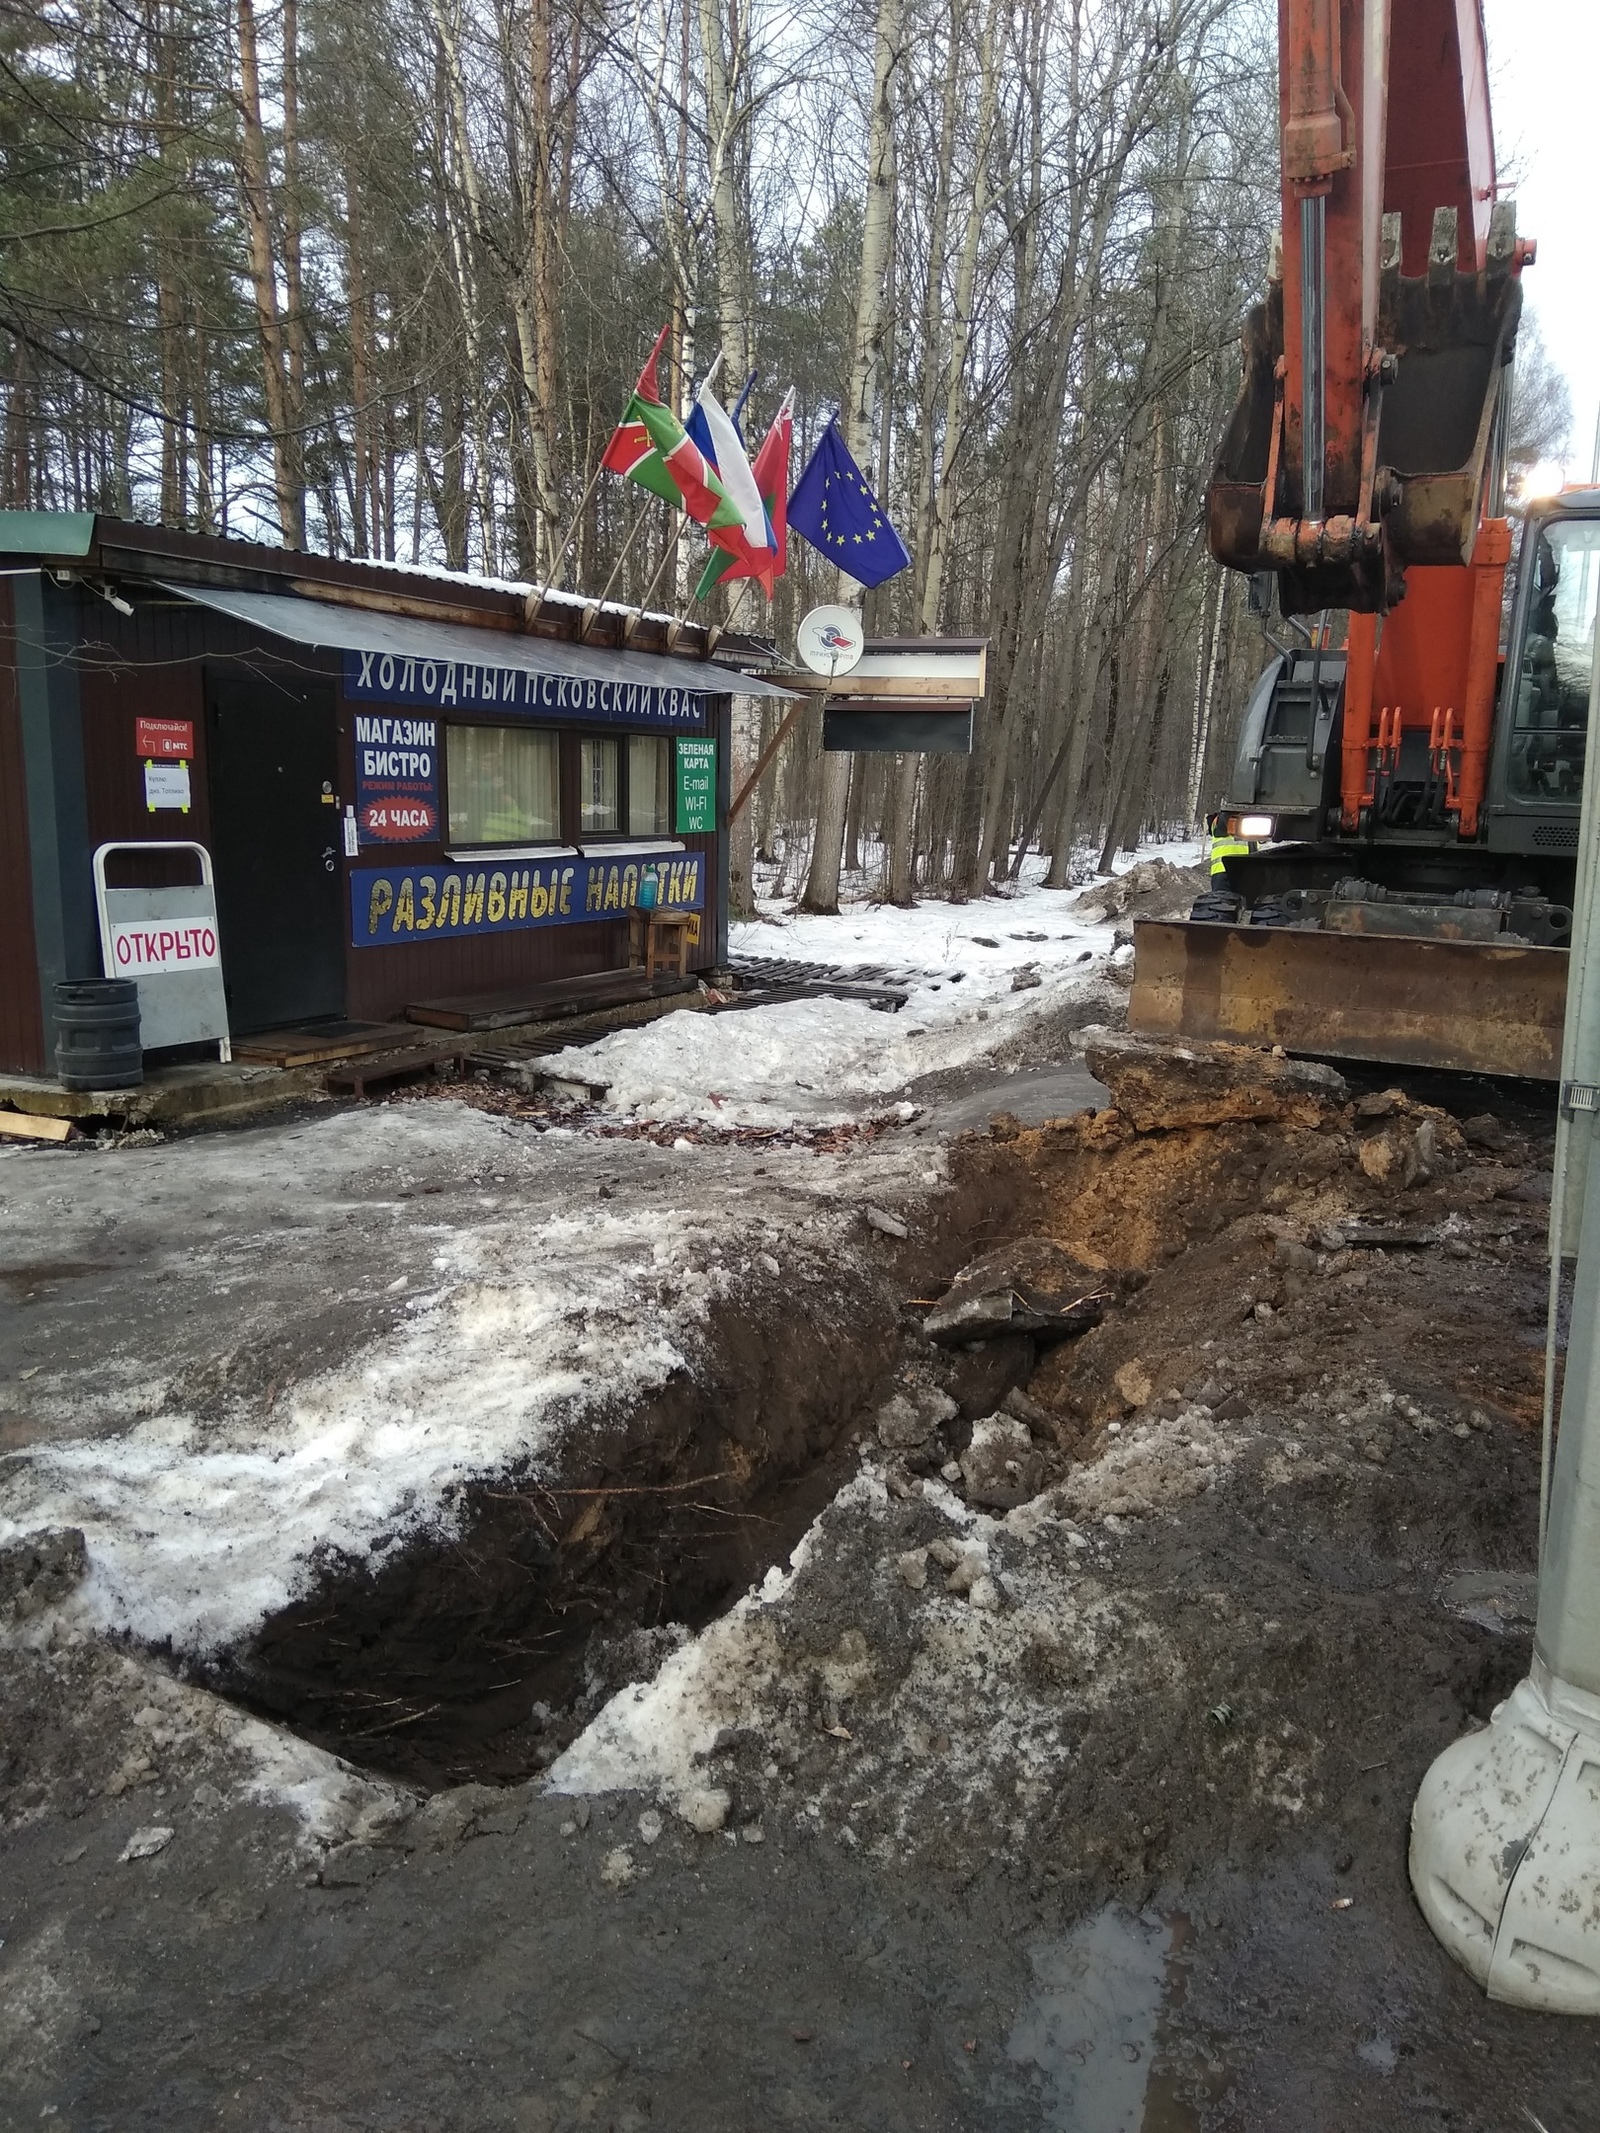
top-left (543, 843), bottom-right (1201, 1128)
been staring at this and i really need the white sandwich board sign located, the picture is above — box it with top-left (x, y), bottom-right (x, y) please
top-left (93, 841), bottom-right (232, 1060)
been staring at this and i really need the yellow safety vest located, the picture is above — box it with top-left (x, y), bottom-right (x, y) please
top-left (1208, 834), bottom-right (1254, 877)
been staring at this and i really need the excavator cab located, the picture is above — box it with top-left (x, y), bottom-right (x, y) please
top-left (1203, 494), bottom-right (1600, 890)
top-left (1499, 507), bottom-right (1600, 812)
top-left (1132, 495), bottom-right (1600, 1079)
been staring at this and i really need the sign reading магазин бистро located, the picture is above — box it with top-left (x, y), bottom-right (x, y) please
top-left (342, 649), bottom-right (707, 728)
top-left (351, 849), bottom-right (705, 947)
top-left (353, 713), bottom-right (440, 844)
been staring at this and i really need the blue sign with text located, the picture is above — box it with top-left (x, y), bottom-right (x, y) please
top-left (352, 712), bottom-right (440, 844)
top-left (342, 649), bottom-right (706, 728)
top-left (351, 849), bottom-right (704, 948)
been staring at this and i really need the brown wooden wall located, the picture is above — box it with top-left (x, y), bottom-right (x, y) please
top-left (0, 582), bottom-right (45, 1073)
top-left (79, 589), bottom-right (221, 883)
top-left (336, 695), bottom-right (723, 1023)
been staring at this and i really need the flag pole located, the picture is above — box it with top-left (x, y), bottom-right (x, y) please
top-left (525, 323), bottom-right (670, 625)
top-left (620, 520), bottom-right (685, 645)
top-left (580, 503), bottom-right (657, 636)
top-left (705, 573), bottom-right (759, 655)
top-left (523, 462), bottom-right (606, 624)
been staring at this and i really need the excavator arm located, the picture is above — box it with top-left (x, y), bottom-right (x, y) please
top-left (1132, 3), bottom-right (1584, 1083)
top-left (1209, 0), bottom-right (1529, 624)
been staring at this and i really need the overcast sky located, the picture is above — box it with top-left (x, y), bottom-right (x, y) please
top-left (1483, 0), bottom-right (1600, 475)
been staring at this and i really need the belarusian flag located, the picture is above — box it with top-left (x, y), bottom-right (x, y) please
top-left (695, 389), bottom-right (793, 600)
top-left (601, 326), bottom-right (743, 538)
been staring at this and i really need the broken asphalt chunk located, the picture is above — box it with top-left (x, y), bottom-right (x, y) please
top-left (924, 1237), bottom-right (1108, 1346)
top-left (118, 1826), bottom-right (174, 1864)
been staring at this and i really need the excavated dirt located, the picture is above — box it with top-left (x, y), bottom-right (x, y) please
top-left (5, 1040), bottom-right (1595, 2130)
top-left (214, 1035), bottom-right (1558, 1841)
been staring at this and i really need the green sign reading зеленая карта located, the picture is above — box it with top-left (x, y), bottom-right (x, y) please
top-left (675, 736), bottom-right (716, 834)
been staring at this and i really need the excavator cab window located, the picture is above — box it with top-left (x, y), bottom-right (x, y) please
top-left (1507, 516), bottom-right (1600, 802)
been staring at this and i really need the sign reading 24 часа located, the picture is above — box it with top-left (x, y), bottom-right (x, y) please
top-left (351, 849), bottom-right (704, 948)
top-left (342, 649), bottom-right (707, 729)
top-left (353, 713), bottom-right (440, 844)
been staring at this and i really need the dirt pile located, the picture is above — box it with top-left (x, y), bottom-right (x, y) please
top-left (568, 1036), bottom-right (1548, 1890)
top-left (1065, 857), bottom-right (1208, 925)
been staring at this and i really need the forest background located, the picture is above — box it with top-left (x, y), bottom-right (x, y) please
top-left (0, 0), bottom-right (1573, 912)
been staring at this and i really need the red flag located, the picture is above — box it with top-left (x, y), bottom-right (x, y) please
top-left (695, 391), bottom-right (793, 598)
top-left (600, 326), bottom-right (742, 534)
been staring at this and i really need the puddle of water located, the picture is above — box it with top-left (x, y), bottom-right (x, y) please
top-left (1006, 1906), bottom-right (1222, 2132)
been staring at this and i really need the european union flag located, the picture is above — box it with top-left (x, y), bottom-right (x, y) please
top-left (788, 417), bottom-right (911, 589)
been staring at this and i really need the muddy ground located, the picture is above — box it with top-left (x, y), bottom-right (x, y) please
top-left (3, 1034), bottom-right (1597, 2130)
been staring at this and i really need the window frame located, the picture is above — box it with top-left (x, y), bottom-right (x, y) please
top-left (441, 717), bottom-right (566, 856)
top-left (437, 717), bottom-right (698, 856)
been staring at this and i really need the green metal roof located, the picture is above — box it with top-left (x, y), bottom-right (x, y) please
top-left (0, 510), bottom-right (96, 556)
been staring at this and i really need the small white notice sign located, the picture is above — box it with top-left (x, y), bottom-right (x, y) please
top-left (144, 759), bottom-right (191, 813)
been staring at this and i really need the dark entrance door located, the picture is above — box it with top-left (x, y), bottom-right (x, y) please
top-left (206, 672), bottom-right (345, 1033)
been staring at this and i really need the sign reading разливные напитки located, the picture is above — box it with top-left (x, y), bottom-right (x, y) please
top-left (342, 649), bottom-right (707, 728)
top-left (351, 850), bottom-right (704, 947)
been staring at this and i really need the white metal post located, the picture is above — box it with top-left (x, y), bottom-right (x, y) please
top-left (1408, 588), bottom-right (1600, 2012)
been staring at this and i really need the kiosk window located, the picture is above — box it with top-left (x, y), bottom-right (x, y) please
top-left (1510, 517), bottom-right (1600, 802)
top-left (628, 735), bottom-right (671, 836)
top-left (447, 725), bottom-right (559, 845)
top-left (581, 737), bottom-right (620, 833)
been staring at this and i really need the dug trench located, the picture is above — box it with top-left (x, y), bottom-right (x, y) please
top-left (204, 1027), bottom-right (1559, 1917)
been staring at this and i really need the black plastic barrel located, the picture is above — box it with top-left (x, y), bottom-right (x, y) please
top-left (55, 979), bottom-right (143, 1090)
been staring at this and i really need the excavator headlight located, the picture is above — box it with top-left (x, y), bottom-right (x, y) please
top-left (1234, 814), bottom-right (1275, 839)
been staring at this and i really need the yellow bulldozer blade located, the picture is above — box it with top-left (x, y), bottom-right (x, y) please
top-left (1129, 920), bottom-right (1568, 1081)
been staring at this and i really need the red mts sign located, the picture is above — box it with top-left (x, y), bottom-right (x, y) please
top-left (136, 717), bottom-right (194, 760)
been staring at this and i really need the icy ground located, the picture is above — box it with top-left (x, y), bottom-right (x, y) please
top-left (540, 843), bottom-right (1201, 1129)
top-left (0, 1108), bottom-right (935, 1661)
top-left (0, 843), bottom-right (1189, 1819)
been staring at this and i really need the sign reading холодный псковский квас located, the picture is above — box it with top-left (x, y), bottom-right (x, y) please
top-left (350, 848), bottom-right (705, 946)
top-left (341, 649), bottom-right (707, 727)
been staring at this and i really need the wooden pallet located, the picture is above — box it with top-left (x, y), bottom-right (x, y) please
top-left (325, 1046), bottom-right (473, 1099)
top-left (720, 956), bottom-right (912, 1011)
top-left (406, 967), bottom-right (656, 1032)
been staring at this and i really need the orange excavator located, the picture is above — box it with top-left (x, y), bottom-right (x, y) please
top-left (1131, 0), bottom-right (1597, 1079)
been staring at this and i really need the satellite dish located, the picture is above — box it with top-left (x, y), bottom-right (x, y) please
top-left (796, 604), bottom-right (865, 678)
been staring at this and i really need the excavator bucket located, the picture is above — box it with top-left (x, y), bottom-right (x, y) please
top-left (1128, 921), bottom-right (1567, 1081)
top-left (1207, 217), bottom-right (1521, 616)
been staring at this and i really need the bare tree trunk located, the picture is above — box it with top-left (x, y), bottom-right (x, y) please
top-left (727, 692), bottom-right (762, 918)
top-left (803, 0), bottom-right (905, 914)
top-left (346, 166), bottom-right (373, 556)
top-left (234, 0), bottom-right (304, 545)
top-left (699, 0), bottom-right (751, 385)
top-left (1188, 572), bottom-right (1228, 824)
top-left (281, 0), bottom-right (307, 468)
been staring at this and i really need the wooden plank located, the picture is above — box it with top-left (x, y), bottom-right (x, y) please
top-left (325, 1046), bottom-right (472, 1098)
top-left (0, 1110), bottom-right (77, 1142)
top-left (829, 673), bottom-right (980, 699)
top-left (233, 1022), bottom-right (414, 1067)
top-left (406, 966), bottom-right (651, 1032)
